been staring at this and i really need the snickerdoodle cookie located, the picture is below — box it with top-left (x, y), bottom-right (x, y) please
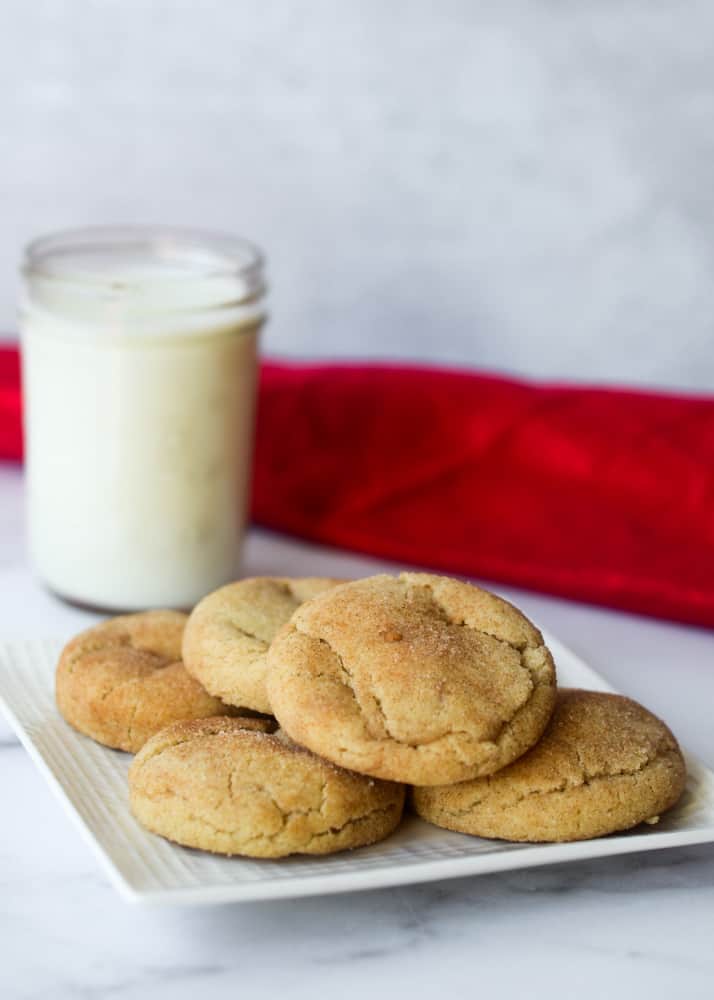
top-left (56, 611), bottom-right (238, 753)
top-left (182, 577), bottom-right (344, 713)
top-left (266, 573), bottom-right (557, 786)
top-left (128, 716), bottom-right (405, 857)
top-left (412, 689), bottom-right (687, 842)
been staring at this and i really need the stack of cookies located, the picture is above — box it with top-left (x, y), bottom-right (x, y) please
top-left (55, 573), bottom-right (687, 858)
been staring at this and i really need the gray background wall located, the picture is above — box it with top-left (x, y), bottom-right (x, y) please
top-left (2, 1), bottom-right (713, 389)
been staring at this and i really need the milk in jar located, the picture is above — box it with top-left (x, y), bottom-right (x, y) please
top-left (20, 227), bottom-right (266, 610)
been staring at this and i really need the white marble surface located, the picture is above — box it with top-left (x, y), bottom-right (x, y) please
top-left (3, 1), bottom-right (714, 389)
top-left (1, 463), bottom-right (714, 999)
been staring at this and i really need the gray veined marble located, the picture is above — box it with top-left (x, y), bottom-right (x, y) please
top-left (1, 464), bottom-right (714, 999)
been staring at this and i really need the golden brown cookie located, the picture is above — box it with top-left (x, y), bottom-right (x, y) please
top-left (56, 611), bottom-right (238, 753)
top-left (128, 716), bottom-right (405, 857)
top-left (182, 576), bottom-right (344, 713)
top-left (412, 689), bottom-right (687, 842)
top-left (266, 573), bottom-right (557, 786)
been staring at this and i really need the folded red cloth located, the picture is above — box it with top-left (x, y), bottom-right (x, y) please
top-left (3, 344), bottom-right (713, 627)
top-left (0, 346), bottom-right (21, 461)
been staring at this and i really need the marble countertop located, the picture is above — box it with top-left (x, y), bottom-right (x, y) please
top-left (1, 463), bottom-right (713, 999)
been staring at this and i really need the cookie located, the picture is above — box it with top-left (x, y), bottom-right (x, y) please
top-left (128, 716), bottom-right (405, 857)
top-left (56, 611), bottom-right (238, 753)
top-left (182, 576), bottom-right (344, 713)
top-left (412, 689), bottom-right (687, 842)
top-left (266, 573), bottom-right (557, 786)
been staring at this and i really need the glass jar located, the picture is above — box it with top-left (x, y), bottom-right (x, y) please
top-left (20, 226), bottom-right (266, 610)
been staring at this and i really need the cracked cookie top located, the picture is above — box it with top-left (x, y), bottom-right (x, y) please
top-left (266, 573), bottom-right (557, 785)
top-left (182, 577), bottom-right (345, 714)
top-left (413, 689), bottom-right (687, 842)
top-left (128, 716), bottom-right (405, 858)
top-left (56, 611), bottom-right (238, 753)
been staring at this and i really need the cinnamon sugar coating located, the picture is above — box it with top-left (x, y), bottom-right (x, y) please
top-left (129, 716), bottom-right (405, 857)
top-left (56, 611), bottom-right (237, 753)
top-left (266, 573), bottom-right (557, 785)
top-left (183, 577), bottom-right (345, 713)
top-left (413, 689), bottom-right (687, 841)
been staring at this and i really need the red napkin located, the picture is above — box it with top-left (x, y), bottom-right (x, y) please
top-left (3, 344), bottom-right (714, 627)
top-left (0, 346), bottom-right (20, 460)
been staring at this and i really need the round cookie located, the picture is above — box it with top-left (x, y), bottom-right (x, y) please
top-left (128, 716), bottom-right (405, 857)
top-left (182, 576), bottom-right (344, 713)
top-left (266, 573), bottom-right (557, 786)
top-left (56, 611), bottom-right (238, 753)
top-left (412, 689), bottom-right (687, 842)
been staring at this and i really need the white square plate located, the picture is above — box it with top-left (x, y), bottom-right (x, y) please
top-left (1, 633), bottom-right (713, 906)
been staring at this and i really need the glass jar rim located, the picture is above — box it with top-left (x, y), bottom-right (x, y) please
top-left (23, 225), bottom-right (265, 300)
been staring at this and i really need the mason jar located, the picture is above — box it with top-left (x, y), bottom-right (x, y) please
top-left (20, 226), bottom-right (266, 610)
